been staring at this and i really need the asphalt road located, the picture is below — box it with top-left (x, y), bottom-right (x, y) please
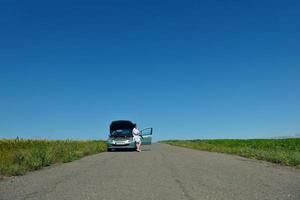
top-left (1, 143), bottom-right (300, 200)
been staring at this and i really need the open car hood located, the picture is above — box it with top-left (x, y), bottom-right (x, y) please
top-left (109, 120), bottom-right (135, 133)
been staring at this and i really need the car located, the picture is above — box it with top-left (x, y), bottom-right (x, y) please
top-left (106, 120), bottom-right (153, 151)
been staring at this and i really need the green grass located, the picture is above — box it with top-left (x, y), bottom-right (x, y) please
top-left (0, 139), bottom-right (107, 177)
top-left (160, 139), bottom-right (300, 167)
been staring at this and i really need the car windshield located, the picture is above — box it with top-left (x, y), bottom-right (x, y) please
top-left (111, 129), bottom-right (132, 137)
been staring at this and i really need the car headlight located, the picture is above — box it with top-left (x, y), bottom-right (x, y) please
top-left (108, 139), bottom-right (115, 144)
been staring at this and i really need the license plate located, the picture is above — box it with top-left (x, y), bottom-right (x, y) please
top-left (116, 142), bottom-right (125, 145)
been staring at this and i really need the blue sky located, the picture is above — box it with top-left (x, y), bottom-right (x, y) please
top-left (0, 0), bottom-right (299, 141)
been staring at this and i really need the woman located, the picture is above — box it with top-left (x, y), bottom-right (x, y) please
top-left (132, 124), bottom-right (142, 152)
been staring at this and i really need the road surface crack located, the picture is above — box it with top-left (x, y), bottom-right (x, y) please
top-left (160, 151), bottom-right (194, 200)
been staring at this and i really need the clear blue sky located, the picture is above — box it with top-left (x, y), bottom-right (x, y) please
top-left (0, 0), bottom-right (299, 141)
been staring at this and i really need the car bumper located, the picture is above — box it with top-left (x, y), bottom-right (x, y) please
top-left (106, 142), bottom-right (136, 149)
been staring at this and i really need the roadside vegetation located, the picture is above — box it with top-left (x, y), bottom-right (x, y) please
top-left (160, 139), bottom-right (300, 168)
top-left (0, 139), bottom-right (106, 177)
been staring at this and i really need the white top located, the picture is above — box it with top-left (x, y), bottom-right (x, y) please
top-left (132, 127), bottom-right (140, 136)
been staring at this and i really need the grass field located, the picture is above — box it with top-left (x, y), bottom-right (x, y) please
top-left (0, 139), bottom-right (106, 177)
top-left (160, 139), bottom-right (300, 167)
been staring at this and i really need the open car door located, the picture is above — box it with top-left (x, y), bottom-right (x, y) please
top-left (140, 128), bottom-right (153, 145)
